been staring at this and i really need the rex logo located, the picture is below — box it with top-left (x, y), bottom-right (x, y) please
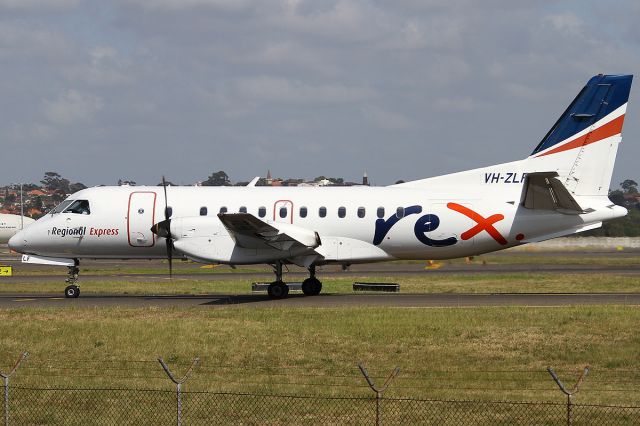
top-left (373, 204), bottom-right (507, 247)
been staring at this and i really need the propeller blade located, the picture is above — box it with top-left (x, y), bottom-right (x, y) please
top-left (161, 176), bottom-right (172, 278)
top-left (162, 176), bottom-right (170, 221)
top-left (166, 238), bottom-right (173, 278)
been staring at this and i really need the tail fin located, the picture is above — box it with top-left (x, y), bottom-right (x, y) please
top-left (527, 74), bottom-right (633, 196)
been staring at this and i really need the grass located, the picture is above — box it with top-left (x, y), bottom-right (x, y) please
top-left (0, 306), bottom-right (638, 406)
top-left (1, 272), bottom-right (640, 295)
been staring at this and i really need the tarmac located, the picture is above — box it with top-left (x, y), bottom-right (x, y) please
top-left (0, 292), bottom-right (638, 308)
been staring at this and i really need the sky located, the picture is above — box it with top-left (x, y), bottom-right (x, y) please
top-left (2, 0), bottom-right (640, 187)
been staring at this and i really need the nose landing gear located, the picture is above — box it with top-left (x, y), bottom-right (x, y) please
top-left (64, 260), bottom-right (80, 298)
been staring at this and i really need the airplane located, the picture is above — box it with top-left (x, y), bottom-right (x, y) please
top-left (8, 74), bottom-right (633, 299)
top-left (0, 214), bottom-right (35, 244)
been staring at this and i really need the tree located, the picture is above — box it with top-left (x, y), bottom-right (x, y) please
top-left (69, 182), bottom-right (87, 193)
top-left (608, 189), bottom-right (625, 206)
top-left (41, 172), bottom-right (70, 193)
top-left (33, 196), bottom-right (44, 210)
top-left (202, 171), bottom-right (231, 186)
top-left (621, 179), bottom-right (638, 194)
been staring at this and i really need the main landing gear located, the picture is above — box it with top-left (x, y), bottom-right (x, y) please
top-left (267, 262), bottom-right (323, 299)
top-left (64, 260), bottom-right (80, 298)
top-left (301, 265), bottom-right (322, 296)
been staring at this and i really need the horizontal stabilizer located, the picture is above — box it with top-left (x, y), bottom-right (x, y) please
top-left (522, 172), bottom-right (587, 214)
top-left (218, 213), bottom-right (321, 251)
top-left (522, 222), bottom-right (602, 243)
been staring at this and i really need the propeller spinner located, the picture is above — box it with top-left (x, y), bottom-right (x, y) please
top-left (150, 176), bottom-right (173, 277)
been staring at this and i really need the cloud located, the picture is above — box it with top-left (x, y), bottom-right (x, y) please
top-left (63, 46), bottom-right (132, 87)
top-left (43, 90), bottom-right (104, 125)
top-left (543, 13), bottom-right (584, 37)
top-left (433, 96), bottom-right (476, 112)
top-left (0, 23), bottom-right (70, 58)
top-left (2, 0), bottom-right (640, 186)
top-left (235, 76), bottom-right (377, 104)
top-left (119, 0), bottom-right (249, 12)
top-left (361, 105), bottom-right (413, 130)
top-left (0, 0), bottom-right (78, 10)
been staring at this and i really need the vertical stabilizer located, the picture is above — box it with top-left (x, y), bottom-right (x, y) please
top-left (527, 74), bottom-right (633, 196)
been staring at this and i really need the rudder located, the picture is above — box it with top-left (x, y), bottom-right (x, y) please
top-left (527, 74), bottom-right (633, 197)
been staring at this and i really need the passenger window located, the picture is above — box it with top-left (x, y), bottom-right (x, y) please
top-left (258, 207), bottom-right (266, 218)
top-left (338, 207), bottom-right (346, 218)
top-left (377, 207), bottom-right (385, 218)
top-left (299, 207), bottom-right (308, 218)
top-left (319, 207), bottom-right (327, 218)
top-left (219, 206), bottom-right (227, 214)
top-left (239, 206), bottom-right (247, 213)
top-left (279, 207), bottom-right (287, 218)
top-left (396, 207), bottom-right (404, 218)
top-left (199, 207), bottom-right (207, 216)
top-left (64, 200), bottom-right (91, 215)
top-left (166, 206), bottom-right (173, 218)
top-left (358, 207), bottom-right (366, 218)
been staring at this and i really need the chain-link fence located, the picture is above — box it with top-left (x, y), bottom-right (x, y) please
top-left (4, 387), bottom-right (640, 425)
top-left (2, 353), bottom-right (640, 425)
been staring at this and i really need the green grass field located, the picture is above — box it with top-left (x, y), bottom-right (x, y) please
top-left (1, 305), bottom-right (639, 406)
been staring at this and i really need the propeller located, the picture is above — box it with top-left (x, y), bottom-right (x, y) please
top-left (151, 176), bottom-right (173, 278)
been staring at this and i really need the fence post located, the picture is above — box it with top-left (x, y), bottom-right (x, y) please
top-left (358, 363), bottom-right (400, 426)
top-left (158, 357), bottom-right (200, 426)
top-left (0, 352), bottom-right (28, 426)
top-left (547, 366), bottom-right (589, 426)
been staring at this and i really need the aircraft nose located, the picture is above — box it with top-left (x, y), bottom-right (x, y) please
top-left (8, 230), bottom-right (27, 253)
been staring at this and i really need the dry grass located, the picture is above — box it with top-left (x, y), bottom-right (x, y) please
top-left (0, 306), bottom-right (638, 405)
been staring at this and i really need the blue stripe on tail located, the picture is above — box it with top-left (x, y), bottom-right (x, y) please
top-left (531, 74), bottom-right (633, 156)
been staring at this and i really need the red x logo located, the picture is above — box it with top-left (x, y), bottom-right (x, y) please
top-left (447, 202), bottom-right (507, 245)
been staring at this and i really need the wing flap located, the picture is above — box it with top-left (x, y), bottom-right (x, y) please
top-left (217, 213), bottom-right (320, 251)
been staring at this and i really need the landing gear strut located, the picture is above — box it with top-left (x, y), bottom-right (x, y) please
top-left (64, 260), bottom-right (80, 298)
top-left (301, 265), bottom-right (322, 296)
top-left (267, 261), bottom-right (289, 299)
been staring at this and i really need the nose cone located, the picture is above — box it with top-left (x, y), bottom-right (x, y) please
top-left (8, 229), bottom-right (27, 253)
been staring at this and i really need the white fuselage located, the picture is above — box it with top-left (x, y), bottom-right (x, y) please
top-left (8, 181), bottom-right (623, 265)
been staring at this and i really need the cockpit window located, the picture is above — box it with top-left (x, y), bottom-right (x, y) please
top-left (64, 200), bottom-right (91, 215)
top-left (51, 200), bottom-right (74, 214)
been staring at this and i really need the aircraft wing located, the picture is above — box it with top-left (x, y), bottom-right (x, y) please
top-left (217, 213), bottom-right (321, 251)
top-left (522, 172), bottom-right (588, 214)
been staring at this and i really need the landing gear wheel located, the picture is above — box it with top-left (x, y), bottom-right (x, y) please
top-left (302, 278), bottom-right (322, 296)
top-left (267, 281), bottom-right (289, 299)
top-left (64, 285), bottom-right (80, 298)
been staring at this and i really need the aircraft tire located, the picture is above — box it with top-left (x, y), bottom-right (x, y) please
top-left (302, 278), bottom-right (322, 296)
top-left (311, 280), bottom-right (322, 296)
top-left (64, 285), bottom-right (80, 298)
top-left (268, 281), bottom-right (288, 299)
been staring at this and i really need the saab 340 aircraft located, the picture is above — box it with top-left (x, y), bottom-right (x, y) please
top-left (9, 74), bottom-right (633, 299)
